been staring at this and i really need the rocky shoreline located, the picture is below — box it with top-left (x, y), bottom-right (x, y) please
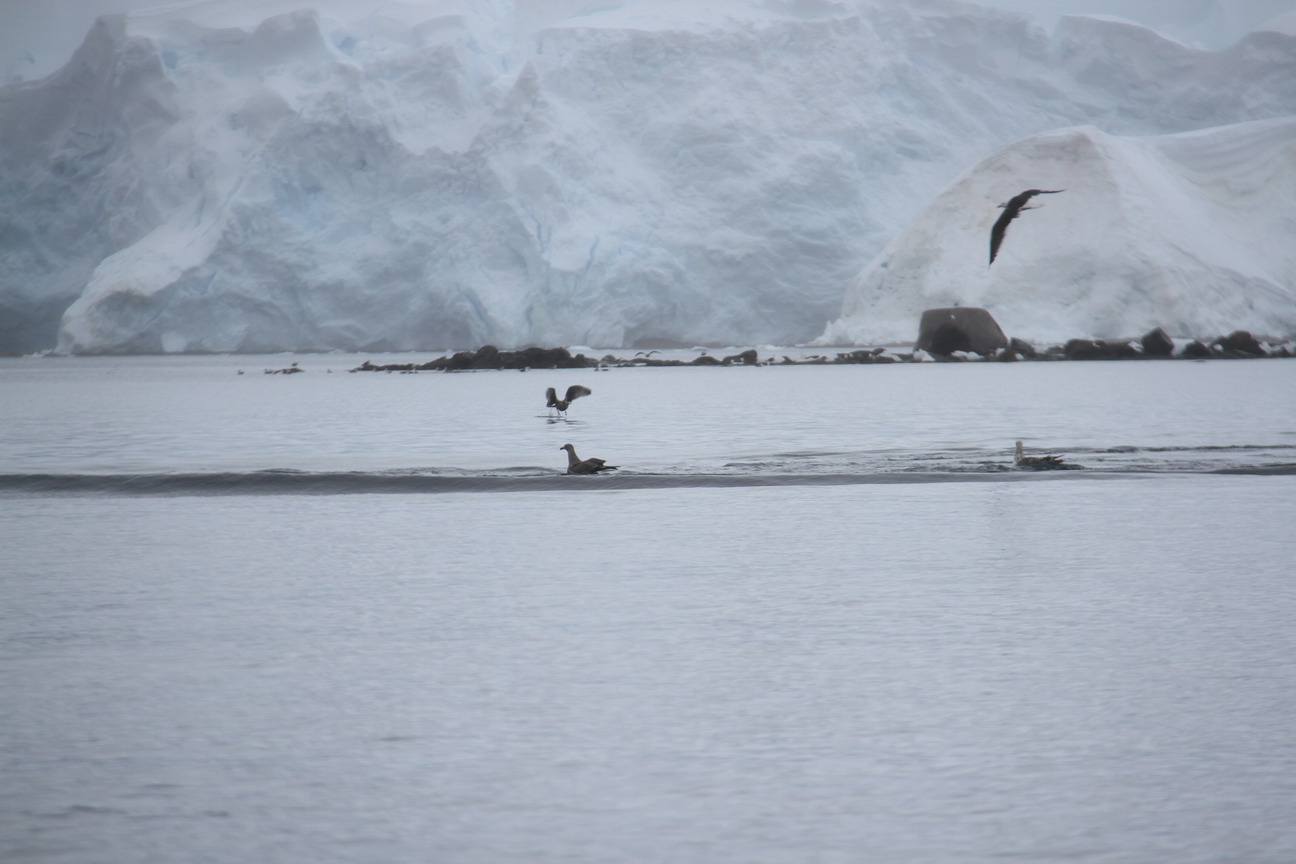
top-left (345, 327), bottom-right (1292, 373)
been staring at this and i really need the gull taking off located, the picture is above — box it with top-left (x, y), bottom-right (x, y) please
top-left (1014, 440), bottom-right (1068, 469)
top-left (990, 189), bottom-right (1063, 265)
top-left (561, 443), bottom-right (618, 475)
top-left (546, 385), bottom-right (592, 415)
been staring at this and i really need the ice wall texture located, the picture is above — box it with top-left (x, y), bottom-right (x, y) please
top-left (822, 118), bottom-right (1296, 345)
top-left (2, 1), bottom-right (1295, 353)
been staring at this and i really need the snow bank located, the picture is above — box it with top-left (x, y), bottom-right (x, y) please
top-left (1, 1), bottom-right (1294, 353)
top-left (821, 117), bottom-right (1296, 345)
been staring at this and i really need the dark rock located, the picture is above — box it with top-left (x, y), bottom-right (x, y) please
top-left (1140, 327), bottom-right (1175, 357)
top-left (916, 307), bottom-right (1008, 356)
top-left (722, 348), bottom-right (759, 365)
top-left (1217, 330), bottom-right (1266, 356)
top-left (1064, 338), bottom-right (1137, 360)
top-left (1180, 340), bottom-right (1214, 358)
top-left (1063, 338), bottom-right (1101, 359)
top-left (834, 348), bottom-right (888, 364)
top-left (691, 354), bottom-right (721, 365)
top-left (444, 351), bottom-right (477, 370)
top-left (352, 344), bottom-right (595, 372)
top-left (503, 346), bottom-right (585, 369)
top-left (1009, 337), bottom-right (1037, 358)
top-left (351, 359), bottom-right (420, 372)
top-left (470, 346), bottom-right (503, 368)
top-left (510, 346), bottom-right (553, 368)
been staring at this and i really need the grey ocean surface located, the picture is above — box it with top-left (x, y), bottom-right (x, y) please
top-left (2, 354), bottom-right (1295, 863)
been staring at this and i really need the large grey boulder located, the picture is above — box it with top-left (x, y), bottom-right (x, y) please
top-left (1216, 330), bottom-right (1267, 356)
top-left (1140, 327), bottom-right (1175, 356)
top-left (916, 308), bottom-right (1008, 356)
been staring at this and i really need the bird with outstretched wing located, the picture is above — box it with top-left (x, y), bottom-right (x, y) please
top-left (990, 189), bottom-right (1064, 265)
top-left (546, 385), bottom-right (592, 415)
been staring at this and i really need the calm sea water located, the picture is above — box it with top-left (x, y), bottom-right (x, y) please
top-left (2, 353), bottom-right (1295, 863)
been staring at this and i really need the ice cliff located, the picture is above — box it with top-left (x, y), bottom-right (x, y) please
top-left (822, 117), bottom-right (1296, 345)
top-left (1, 0), bottom-right (1295, 354)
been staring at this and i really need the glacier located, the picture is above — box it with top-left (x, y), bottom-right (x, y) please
top-left (822, 117), bottom-right (1296, 345)
top-left (1, 0), bottom-right (1295, 354)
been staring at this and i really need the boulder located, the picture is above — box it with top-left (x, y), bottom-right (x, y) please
top-left (1008, 337), bottom-right (1037, 358)
top-left (1140, 327), bottom-right (1175, 356)
top-left (1216, 330), bottom-right (1266, 356)
top-left (916, 308), bottom-right (1008, 356)
top-left (1064, 338), bottom-right (1137, 360)
top-left (1181, 340), bottom-right (1214, 358)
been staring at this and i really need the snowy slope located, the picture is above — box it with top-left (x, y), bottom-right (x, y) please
top-left (6, 0), bottom-right (1293, 82)
top-left (971, 0), bottom-right (1296, 49)
top-left (2, 1), bottom-right (1295, 353)
top-left (821, 117), bottom-right (1296, 344)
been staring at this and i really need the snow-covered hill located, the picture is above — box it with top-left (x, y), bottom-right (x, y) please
top-left (2, 0), bottom-right (1295, 354)
top-left (822, 117), bottom-right (1296, 345)
top-left (6, 0), bottom-right (1293, 83)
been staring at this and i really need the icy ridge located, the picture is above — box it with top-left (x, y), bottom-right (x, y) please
top-left (0, 1), bottom-right (1294, 353)
top-left (821, 117), bottom-right (1296, 345)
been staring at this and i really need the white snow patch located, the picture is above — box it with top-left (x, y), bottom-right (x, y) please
top-left (821, 117), bottom-right (1296, 345)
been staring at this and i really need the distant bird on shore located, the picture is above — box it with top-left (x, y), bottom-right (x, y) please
top-left (990, 189), bottom-right (1063, 265)
top-left (546, 385), bottom-right (592, 415)
top-left (1014, 440), bottom-right (1067, 469)
top-left (561, 443), bottom-right (618, 475)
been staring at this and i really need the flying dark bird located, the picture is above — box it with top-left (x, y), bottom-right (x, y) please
top-left (560, 443), bottom-right (618, 475)
top-left (1013, 440), bottom-right (1067, 469)
top-left (989, 189), bottom-right (1064, 265)
top-left (546, 385), bottom-right (592, 415)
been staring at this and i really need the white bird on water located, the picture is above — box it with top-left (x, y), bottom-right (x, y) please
top-left (561, 443), bottom-right (618, 475)
top-left (1014, 440), bottom-right (1068, 469)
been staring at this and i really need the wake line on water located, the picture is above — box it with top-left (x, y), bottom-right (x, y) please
top-left (2, 465), bottom-right (1293, 497)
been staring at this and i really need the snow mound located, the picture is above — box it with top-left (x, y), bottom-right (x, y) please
top-left (821, 117), bottom-right (1296, 345)
top-left (1260, 11), bottom-right (1296, 38)
top-left (2, 1), bottom-right (1295, 353)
